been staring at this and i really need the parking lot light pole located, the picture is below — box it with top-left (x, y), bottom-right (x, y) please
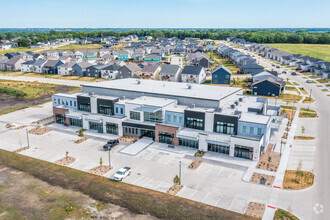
top-left (280, 138), bottom-right (283, 157)
top-left (108, 149), bottom-right (111, 167)
top-left (179, 161), bottom-right (182, 185)
top-left (26, 128), bottom-right (30, 148)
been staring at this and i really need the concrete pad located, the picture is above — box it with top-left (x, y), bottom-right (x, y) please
top-left (216, 193), bottom-right (234, 210)
top-left (230, 197), bottom-right (248, 214)
top-left (119, 137), bottom-right (153, 156)
top-left (177, 187), bottom-right (198, 199)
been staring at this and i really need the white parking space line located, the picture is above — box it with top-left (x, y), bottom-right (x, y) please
top-left (132, 175), bottom-right (144, 185)
top-left (217, 167), bottom-right (224, 176)
top-left (201, 192), bottom-right (210, 203)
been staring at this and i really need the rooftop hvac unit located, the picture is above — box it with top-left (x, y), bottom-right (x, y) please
top-left (215, 107), bottom-right (222, 112)
top-left (234, 110), bottom-right (241, 115)
top-left (186, 84), bottom-right (192, 89)
top-left (136, 79), bottom-right (141, 84)
top-left (230, 104), bottom-right (235, 109)
top-left (239, 97), bottom-right (243, 102)
top-left (234, 101), bottom-right (239, 106)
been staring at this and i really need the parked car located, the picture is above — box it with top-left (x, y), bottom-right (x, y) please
top-left (295, 68), bottom-right (302, 71)
top-left (300, 70), bottom-right (308, 73)
top-left (291, 72), bottom-right (297, 76)
top-left (282, 71), bottom-right (287, 74)
top-left (272, 64), bottom-right (275, 67)
top-left (113, 167), bottom-right (132, 181)
top-left (306, 79), bottom-right (312, 83)
top-left (276, 66), bottom-right (280, 68)
top-left (103, 139), bottom-right (119, 150)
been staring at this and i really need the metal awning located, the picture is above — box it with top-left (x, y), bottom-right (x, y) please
top-left (66, 112), bottom-right (82, 120)
top-left (176, 129), bottom-right (199, 141)
top-left (206, 134), bottom-right (231, 146)
top-left (134, 105), bottom-right (161, 113)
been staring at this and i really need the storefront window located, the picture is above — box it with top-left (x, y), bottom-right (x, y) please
top-left (216, 122), bottom-right (234, 135)
top-left (208, 143), bottom-right (229, 154)
top-left (186, 117), bottom-right (204, 130)
top-left (179, 138), bottom-right (199, 149)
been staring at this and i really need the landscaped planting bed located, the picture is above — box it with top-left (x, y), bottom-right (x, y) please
top-left (55, 156), bottom-right (76, 166)
top-left (118, 136), bottom-right (138, 143)
top-left (75, 137), bottom-right (89, 144)
top-left (256, 144), bottom-right (280, 172)
top-left (14, 125), bottom-right (27, 130)
top-left (294, 136), bottom-right (315, 140)
top-left (245, 202), bottom-right (265, 219)
top-left (89, 166), bottom-right (113, 176)
top-left (14, 146), bottom-right (30, 153)
top-left (28, 127), bottom-right (51, 135)
top-left (274, 208), bottom-right (299, 220)
top-left (250, 173), bottom-right (275, 186)
top-left (167, 184), bottom-right (184, 196)
top-left (283, 170), bottom-right (314, 190)
top-left (188, 160), bottom-right (203, 169)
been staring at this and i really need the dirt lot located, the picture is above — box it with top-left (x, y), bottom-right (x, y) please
top-left (0, 83), bottom-right (79, 115)
top-left (0, 166), bottom-right (156, 220)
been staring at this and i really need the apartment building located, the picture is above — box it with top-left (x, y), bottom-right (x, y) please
top-left (52, 79), bottom-right (281, 161)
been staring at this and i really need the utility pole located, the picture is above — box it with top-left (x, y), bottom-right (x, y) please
top-left (179, 161), bottom-right (182, 185)
top-left (280, 138), bottom-right (283, 157)
top-left (26, 128), bottom-right (30, 148)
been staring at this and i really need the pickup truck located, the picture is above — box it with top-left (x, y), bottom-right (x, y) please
top-left (113, 167), bottom-right (132, 181)
top-left (103, 139), bottom-right (119, 150)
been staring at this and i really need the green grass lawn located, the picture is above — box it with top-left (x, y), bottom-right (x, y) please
top-left (285, 86), bottom-right (300, 94)
top-left (206, 51), bottom-right (240, 73)
top-left (274, 208), bottom-right (299, 220)
top-left (264, 44), bottom-right (330, 62)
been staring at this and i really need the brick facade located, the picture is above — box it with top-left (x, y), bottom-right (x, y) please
top-left (155, 124), bottom-right (179, 146)
top-left (53, 107), bottom-right (71, 125)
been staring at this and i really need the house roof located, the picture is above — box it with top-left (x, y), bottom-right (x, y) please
top-left (159, 64), bottom-right (181, 75)
top-left (44, 60), bottom-right (61, 67)
top-left (22, 60), bottom-right (35, 65)
top-left (142, 65), bottom-right (160, 73)
top-left (33, 59), bottom-right (48, 66)
top-left (102, 64), bottom-right (121, 71)
top-left (126, 63), bottom-right (141, 72)
top-left (252, 77), bottom-right (285, 87)
top-left (58, 62), bottom-right (75, 68)
top-left (74, 62), bottom-right (93, 69)
top-left (6, 56), bottom-right (23, 65)
top-left (241, 64), bottom-right (264, 69)
top-left (181, 65), bottom-right (203, 75)
top-left (212, 65), bottom-right (232, 75)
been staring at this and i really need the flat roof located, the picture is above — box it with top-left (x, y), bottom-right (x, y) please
top-left (82, 78), bottom-right (242, 101)
top-left (239, 113), bottom-right (270, 125)
top-left (126, 96), bottom-right (176, 107)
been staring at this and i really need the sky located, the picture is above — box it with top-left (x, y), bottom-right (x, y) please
top-left (1, 0), bottom-right (329, 28)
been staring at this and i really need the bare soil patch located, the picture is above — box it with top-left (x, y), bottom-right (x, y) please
top-left (55, 156), bottom-right (76, 166)
top-left (188, 160), bottom-right (203, 169)
top-left (256, 144), bottom-right (280, 172)
top-left (167, 184), bottom-right (183, 196)
top-left (294, 136), bottom-right (315, 140)
top-left (245, 202), bottom-right (265, 219)
top-left (14, 146), bottom-right (30, 153)
top-left (89, 166), bottom-right (113, 176)
top-left (75, 137), bottom-right (89, 144)
top-left (283, 170), bottom-right (314, 190)
top-left (28, 127), bottom-right (51, 135)
top-left (250, 173), bottom-right (275, 186)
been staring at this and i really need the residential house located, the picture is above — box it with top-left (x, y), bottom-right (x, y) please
top-left (58, 62), bottom-right (76, 75)
top-left (181, 65), bottom-right (206, 84)
top-left (118, 63), bottom-right (141, 79)
top-left (0, 59), bottom-right (9, 70)
top-left (144, 54), bottom-right (161, 62)
top-left (21, 60), bottom-right (36, 72)
top-left (241, 64), bottom-right (264, 75)
top-left (140, 65), bottom-right (161, 80)
top-left (251, 71), bottom-right (286, 96)
top-left (100, 64), bottom-right (121, 79)
top-left (72, 62), bottom-right (93, 76)
top-left (86, 64), bottom-right (108, 78)
top-left (211, 65), bottom-right (232, 84)
top-left (32, 59), bottom-right (48, 73)
top-left (43, 60), bottom-right (64, 74)
top-left (159, 64), bottom-right (182, 82)
top-left (5, 56), bottom-right (25, 71)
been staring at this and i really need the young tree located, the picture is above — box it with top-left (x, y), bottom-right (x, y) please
top-left (78, 129), bottom-right (84, 137)
top-left (99, 157), bottom-right (103, 167)
top-left (173, 175), bottom-right (180, 185)
top-left (301, 126), bottom-right (305, 134)
top-left (65, 151), bottom-right (69, 159)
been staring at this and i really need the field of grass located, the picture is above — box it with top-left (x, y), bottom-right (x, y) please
top-left (264, 44), bottom-right (330, 62)
top-left (51, 43), bottom-right (102, 51)
top-left (0, 71), bottom-right (108, 82)
top-left (0, 149), bottom-right (251, 220)
top-left (279, 94), bottom-right (302, 102)
top-left (0, 47), bottom-right (42, 55)
top-left (285, 86), bottom-right (300, 94)
top-left (302, 97), bottom-right (314, 103)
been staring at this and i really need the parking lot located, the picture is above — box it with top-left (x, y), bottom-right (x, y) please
top-left (0, 103), bottom-right (274, 214)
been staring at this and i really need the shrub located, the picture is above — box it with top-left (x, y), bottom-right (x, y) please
top-left (78, 129), bottom-right (84, 137)
top-left (173, 175), bottom-right (180, 185)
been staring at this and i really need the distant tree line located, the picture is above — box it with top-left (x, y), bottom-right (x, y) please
top-left (1, 29), bottom-right (329, 47)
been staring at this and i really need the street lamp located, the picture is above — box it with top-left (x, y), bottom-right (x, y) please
top-left (280, 138), bottom-right (283, 157)
top-left (26, 128), bottom-right (30, 148)
top-left (108, 149), bottom-right (111, 167)
top-left (179, 161), bottom-right (182, 185)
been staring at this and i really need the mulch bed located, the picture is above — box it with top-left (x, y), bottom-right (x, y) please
top-left (188, 160), bottom-right (203, 169)
top-left (256, 144), bottom-right (280, 172)
top-left (89, 166), bottom-right (113, 176)
top-left (28, 127), bottom-right (51, 135)
top-left (245, 202), bottom-right (265, 219)
top-left (43, 121), bottom-right (54, 126)
top-left (14, 125), bottom-right (27, 130)
top-left (118, 136), bottom-right (138, 143)
top-left (32, 116), bottom-right (53, 124)
top-left (75, 137), bottom-right (89, 144)
top-left (55, 156), bottom-right (76, 166)
top-left (14, 146), bottom-right (30, 153)
top-left (250, 172), bottom-right (275, 186)
top-left (167, 184), bottom-right (183, 196)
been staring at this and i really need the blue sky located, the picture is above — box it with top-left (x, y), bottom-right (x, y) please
top-left (1, 0), bottom-right (329, 28)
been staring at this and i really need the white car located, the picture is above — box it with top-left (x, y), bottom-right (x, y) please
top-left (113, 167), bottom-right (131, 181)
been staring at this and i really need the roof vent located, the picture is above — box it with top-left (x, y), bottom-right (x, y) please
top-left (239, 97), bottom-right (243, 102)
top-left (230, 104), bottom-right (235, 109)
top-left (234, 110), bottom-right (241, 115)
top-left (186, 84), bottom-right (192, 89)
top-left (136, 79), bottom-right (141, 84)
top-left (234, 101), bottom-right (239, 106)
